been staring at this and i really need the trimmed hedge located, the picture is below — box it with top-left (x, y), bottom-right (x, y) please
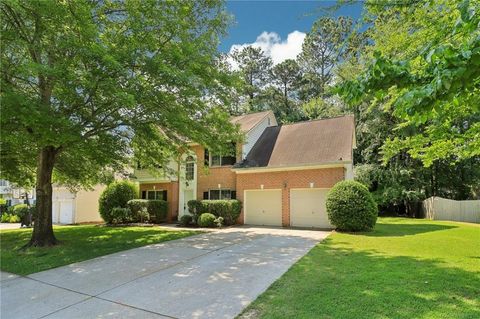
top-left (127, 199), bottom-right (168, 223)
top-left (179, 214), bottom-right (193, 226)
top-left (187, 200), bottom-right (241, 226)
top-left (110, 207), bottom-right (133, 224)
top-left (198, 213), bottom-right (216, 227)
top-left (99, 181), bottom-right (138, 224)
top-left (326, 180), bottom-right (378, 231)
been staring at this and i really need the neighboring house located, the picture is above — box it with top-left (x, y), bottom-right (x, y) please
top-left (133, 111), bottom-right (356, 228)
top-left (0, 179), bottom-right (36, 206)
top-left (52, 185), bottom-right (105, 224)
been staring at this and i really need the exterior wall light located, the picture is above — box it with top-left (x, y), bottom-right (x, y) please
top-left (310, 182), bottom-right (314, 188)
top-left (260, 184), bottom-right (264, 190)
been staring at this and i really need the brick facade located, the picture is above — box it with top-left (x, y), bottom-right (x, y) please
top-left (193, 145), bottom-right (241, 200)
top-left (139, 182), bottom-right (179, 222)
top-left (235, 167), bottom-right (345, 226)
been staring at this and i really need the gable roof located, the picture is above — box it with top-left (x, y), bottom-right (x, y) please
top-left (231, 110), bottom-right (272, 132)
top-left (234, 115), bottom-right (355, 169)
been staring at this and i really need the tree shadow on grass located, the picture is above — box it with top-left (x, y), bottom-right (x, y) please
top-left (361, 222), bottom-right (457, 237)
top-left (243, 238), bottom-right (480, 319)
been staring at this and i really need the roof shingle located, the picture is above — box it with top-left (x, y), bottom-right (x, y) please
top-left (235, 115), bottom-right (355, 169)
top-left (231, 111), bottom-right (271, 132)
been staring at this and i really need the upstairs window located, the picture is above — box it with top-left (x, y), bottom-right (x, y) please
top-left (185, 156), bottom-right (195, 180)
top-left (207, 143), bottom-right (237, 167)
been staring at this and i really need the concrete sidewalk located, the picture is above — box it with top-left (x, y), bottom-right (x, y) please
top-left (1, 226), bottom-right (330, 319)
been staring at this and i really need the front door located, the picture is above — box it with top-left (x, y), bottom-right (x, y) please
top-left (183, 189), bottom-right (194, 215)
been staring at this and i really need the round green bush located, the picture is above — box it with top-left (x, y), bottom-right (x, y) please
top-left (12, 204), bottom-right (29, 217)
top-left (198, 213), bottom-right (216, 227)
top-left (99, 181), bottom-right (138, 224)
top-left (179, 214), bottom-right (193, 226)
top-left (326, 180), bottom-right (378, 231)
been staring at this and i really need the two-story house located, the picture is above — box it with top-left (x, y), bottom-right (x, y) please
top-left (133, 110), bottom-right (355, 228)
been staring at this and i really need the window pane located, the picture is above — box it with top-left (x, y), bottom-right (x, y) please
top-left (211, 155), bottom-right (221, 166)
top-left (210, 190), bottom-right (220, 200)
top-left (220, 190), bottom-right (231, 199)
top-left (221, 156), bottom-right (236, 166)
top-left (147, 191), bottom-right (156, 200)
top-left (186, 162), bottom-right (194, 180)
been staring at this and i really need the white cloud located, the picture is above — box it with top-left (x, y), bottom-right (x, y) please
top-left (227, 30), bottom-right (306, 69)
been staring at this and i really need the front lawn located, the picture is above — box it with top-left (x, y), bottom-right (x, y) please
top-left (0, 225), bottom-right (199, 275)
top-left (240, 218), bottom-right (480, 319)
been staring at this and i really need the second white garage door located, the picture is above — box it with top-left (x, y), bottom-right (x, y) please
top-left (290, 188), bottom-right (332, 228)
top-left (244, 189), bottom-right (282, 226)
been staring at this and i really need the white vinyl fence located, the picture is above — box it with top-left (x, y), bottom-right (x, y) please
top-left (423, 197), bottom-right (480, 223)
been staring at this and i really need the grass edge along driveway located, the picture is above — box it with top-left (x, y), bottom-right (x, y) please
top-left (0, 225), bottom-right (200, 275)
top-left (239, 218), bottom-right (480, 319)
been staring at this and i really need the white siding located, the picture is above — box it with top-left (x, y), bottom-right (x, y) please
top-left (242, 113), bottom-right (277, 159)
top-left (133, 160), bottom-right (178, 182)
top-left (345, 164), bottom-right (354, 180)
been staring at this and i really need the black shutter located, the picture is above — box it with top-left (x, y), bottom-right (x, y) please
top-left (141, 191), bottom-right (146, 199)
top-left (231, 191), bottom-right (236, 199)
top-left (162, 190), bottom-right (168, 201)
top-left (204, 149), bottom-right (209, 166)
top-left (203, 191), bottom-right (209, 200)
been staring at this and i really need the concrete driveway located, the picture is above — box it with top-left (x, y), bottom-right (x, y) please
top-left (0, 226), bottom-right (330, 319)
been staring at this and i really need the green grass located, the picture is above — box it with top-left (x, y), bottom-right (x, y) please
top-left (0, 225), bottom-right (200, 275)
top-left (240, 218), bottom-right (480, 319)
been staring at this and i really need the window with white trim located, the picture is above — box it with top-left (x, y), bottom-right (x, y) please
top-left (185, 156), bottom-right (195, 180)
top-left (205, 189), bottom-right (236, 200)
top-left (142, 190), bottom-right (167, 201)
top-left (207, 143), bottom-right (236, 167)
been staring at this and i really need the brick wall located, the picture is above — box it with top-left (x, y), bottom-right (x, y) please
top-left (139, 182), bottom-right (179, 222)
top-left (236, 167), bottom-right (345, 226)
top-left (193, 145), bottom-right (239, 199)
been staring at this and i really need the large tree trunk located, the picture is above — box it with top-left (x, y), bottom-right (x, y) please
top-left (28, 146), bottom-right (58, 247)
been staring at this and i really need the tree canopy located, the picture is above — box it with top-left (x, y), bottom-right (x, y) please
top-left (1, 0), bottom-right (240, 245)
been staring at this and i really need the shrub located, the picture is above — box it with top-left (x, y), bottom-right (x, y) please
top-left (127, 199), bottom-right (150, 223)
top-left (187, 200), bottom-right (204, 221)
top-left (1, 213), bottom-right (20, 223)
top-left (127, 199), bottom-right (168, 223)
top-left (12, 204), bottom-right (29, 217)
top-left (214, 216), bottom-right (224, 228)
top-left (148, 200), bottom-right (168, 223)
top-left (179, 214), bottom-right (193, 227)
top-left (198, 213), bottom-right (216, 227)
top-left (110, 207), bottom-right (133, 224)
top-left (1, 213), bottom-right (10, 223)
top-left (187, 200), bottom-right (241, 226)
top-left (326, 180), bottom-right (378, 231)
top-left (99, 181), bottom-right (138, 224)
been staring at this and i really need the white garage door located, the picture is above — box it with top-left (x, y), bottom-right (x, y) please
top-left (245, 189), bottom-right (282, 226)
top-left (59, 200), bottom-right (74, 224)
top-left (290, 188), bottom-right (332, 228)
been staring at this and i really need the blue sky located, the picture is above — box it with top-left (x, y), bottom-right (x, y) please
top-left (220, 0), bottom-right (363, 65)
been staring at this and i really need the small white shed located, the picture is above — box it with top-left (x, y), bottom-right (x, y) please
top-left (52, 185), bottom-right (105, 224)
